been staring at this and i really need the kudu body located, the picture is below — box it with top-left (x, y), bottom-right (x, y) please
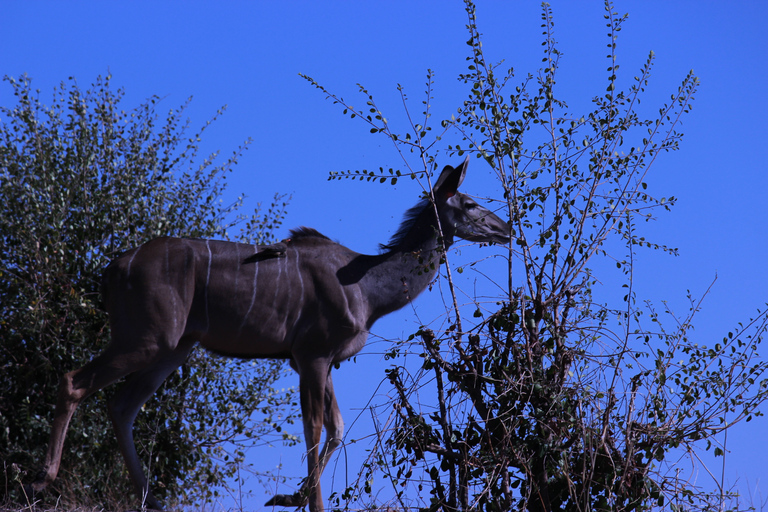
top-left (29, 158), bottom-right (509, 511)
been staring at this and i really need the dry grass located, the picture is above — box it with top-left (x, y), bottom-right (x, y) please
top-left (0, 508), bottom-right (110, 512)
top-left (2, 462), bottom-right (137, 512)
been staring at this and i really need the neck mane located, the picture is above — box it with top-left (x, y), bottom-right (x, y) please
top-left (379, 198), bottom-right (453, 254)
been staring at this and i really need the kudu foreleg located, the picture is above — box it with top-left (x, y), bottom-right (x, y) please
top-left (267, 360), bottom-right (332, 512)
top-left (317, 372), bottom-right (344, 473)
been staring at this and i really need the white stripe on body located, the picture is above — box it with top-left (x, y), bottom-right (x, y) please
top-left (204, 240), bottom-right (212, 332)
top-left (164, 239), bottom-right (178, 333)
top-left (291, 249), bottom-right (305, 332)
top-left (237, 245), bottom-right (260, 339)
top-left (125, 244), bottom-right (141, 282)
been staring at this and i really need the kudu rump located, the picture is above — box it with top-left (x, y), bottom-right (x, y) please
top-left (29, 158), bottom-right (510, 511)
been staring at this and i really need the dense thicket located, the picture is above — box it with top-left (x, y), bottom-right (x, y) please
top-left (0, 75), bottom-right (297, 508)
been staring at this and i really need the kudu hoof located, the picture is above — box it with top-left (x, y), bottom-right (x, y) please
top-left (22, 483), bottom-right (37, 503)
top-left (265, 492), bottom-right (309, 508)
top-left (23, 471), bottom-right (48, 501)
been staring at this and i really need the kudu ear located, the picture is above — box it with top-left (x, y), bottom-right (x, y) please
top-left (434, 156), bottom-right (469, 199)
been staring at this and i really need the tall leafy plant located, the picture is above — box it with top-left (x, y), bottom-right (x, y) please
top-left (305, 2), bottom-right (768, 511)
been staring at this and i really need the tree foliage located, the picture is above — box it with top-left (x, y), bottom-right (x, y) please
top-left (0, 74), bottom-right (298, 508)
top-left (306, 2), bottom-right (768, 511)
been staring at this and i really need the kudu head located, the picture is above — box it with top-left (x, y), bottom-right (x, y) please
top-left (433, 157), bottom-right (511, 245)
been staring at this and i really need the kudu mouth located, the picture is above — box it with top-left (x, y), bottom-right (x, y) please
top-left (456, 210), bottom-right (511, 245)
top-left (459, 230), bottom-right (511, 245)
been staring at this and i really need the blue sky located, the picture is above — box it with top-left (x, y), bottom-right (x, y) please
top-left (3, 1), bottom-right (767, 509)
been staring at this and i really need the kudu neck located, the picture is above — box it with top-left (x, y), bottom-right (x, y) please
top-left (361, 203), bottom-right (454, 323)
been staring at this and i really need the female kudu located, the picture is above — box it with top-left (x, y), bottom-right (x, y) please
top-left (29, 158), bottom-right (510, 511)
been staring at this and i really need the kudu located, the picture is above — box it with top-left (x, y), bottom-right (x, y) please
top-left (29, 157), bottom-right (510, 511)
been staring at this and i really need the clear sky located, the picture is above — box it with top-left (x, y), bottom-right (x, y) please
top-left (3, 1), bottom-right (767, 509)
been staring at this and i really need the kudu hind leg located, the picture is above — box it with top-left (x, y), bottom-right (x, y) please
top-left (108, 344), bottom-right (193, 511)
top-left (29, 347), bottom-right (145, 495)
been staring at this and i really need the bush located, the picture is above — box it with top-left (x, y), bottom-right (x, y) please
top-left (0, 74), bottom-right (298, 508)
